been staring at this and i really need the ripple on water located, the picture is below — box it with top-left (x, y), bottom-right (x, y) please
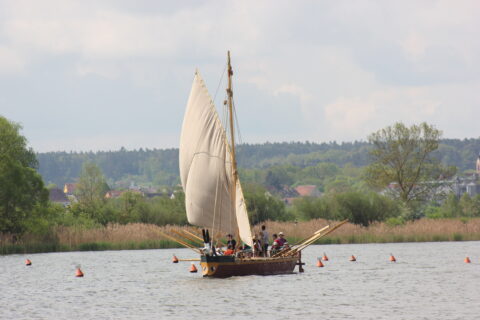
top-left (1, 243), bottom-right (480, 319)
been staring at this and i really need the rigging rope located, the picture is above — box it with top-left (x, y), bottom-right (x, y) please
top-left (213, 63), bottom-right (228, 106)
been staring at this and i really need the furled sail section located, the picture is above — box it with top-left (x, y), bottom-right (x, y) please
top-left (179, 72), bottom-right (236, 234)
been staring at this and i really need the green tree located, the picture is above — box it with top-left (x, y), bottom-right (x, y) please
top-left (74, 162), bottom-right (110, 223)
top-left (292, 191), bottom-right (399, 226)
top-left (116, 191), bottom-right (144, 224)
top-left (264, 167), bottom-right (293, 190)
top-left (439, 193), bottom-right (460, 218)
top-left (243, 184), bottom-right (290, 223)
top-left (365, 122), bottom-right (443, 206)
top-left (75, 162), bottom-right (109, 205)
top-left (0, 116), bottom-right (48, 234)
top-left (293, 197), bottom-right (331, 221)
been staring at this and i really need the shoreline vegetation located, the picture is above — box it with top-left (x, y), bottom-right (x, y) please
top-left (2, 218), bottom-right (480, 255)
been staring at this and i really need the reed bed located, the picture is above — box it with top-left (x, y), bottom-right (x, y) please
top-left (2, 218), bottom-right (480, 254)
top-left (258, 218), bottom-right (480, 244)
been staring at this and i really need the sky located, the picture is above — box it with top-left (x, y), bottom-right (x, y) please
top-left (0, 0), bottom-right (479, 152)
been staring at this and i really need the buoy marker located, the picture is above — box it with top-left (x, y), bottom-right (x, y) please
top-left (349, 255), bottom-right (356, 262)
top-left (316, 257), bottom-right (324, 267)
top-left (189, 263), bottom-right (198, 273)
top-left (464, 257), bottom-right (471, 264)
top-left (25, 259), bottom-right (32, 266)
top-left (389, 254), bottom-right (396, 262)
top-left (172, 255), bottom-right (179, 263)
top-left (322, 253), bottom-right (329, 261)
top-left (75, 267), bottom-right (84, 277)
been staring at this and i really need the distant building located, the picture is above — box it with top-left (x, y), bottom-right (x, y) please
top-left (384, 152), bottom-right (480, 200)
top-left (49, 188), bottom-right (70, 207)
top-left (105, 189), bottom-right (144, 199)
top-left (295, 185), bottom-right (321, 197)
top-left (281, 185), bottom-right (321, 205)
top-left (452, 176), bottom-right (480, 198)
top-left (63, 183), bottom-right (77, 195)
top-left (105, 190), bottom-right (125, 199)
top-left (145, 192), bottom-right (163, 198)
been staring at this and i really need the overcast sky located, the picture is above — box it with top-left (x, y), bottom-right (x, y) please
top-left (1, 0), bottom-right (479, 152)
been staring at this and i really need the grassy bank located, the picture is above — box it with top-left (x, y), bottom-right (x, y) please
top-left (2, 218), bottom-right (480, 255)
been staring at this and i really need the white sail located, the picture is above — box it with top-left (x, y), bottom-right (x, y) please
top-left (180, 71), bottom-right (252, 247)
top-left (235, 180), bottom-right (253, 246)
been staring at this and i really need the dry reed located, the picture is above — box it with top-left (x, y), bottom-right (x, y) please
top-left (3, 218), bottom-right (480, 254)
top-left (256, 218), bottom-right (480, 243)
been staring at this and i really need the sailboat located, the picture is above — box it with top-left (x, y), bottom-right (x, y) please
top-left (165, 52), bottom-right (347, 278)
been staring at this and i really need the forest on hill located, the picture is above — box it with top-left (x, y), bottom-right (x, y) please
top-left (37, 138), bottom-right (480, 191)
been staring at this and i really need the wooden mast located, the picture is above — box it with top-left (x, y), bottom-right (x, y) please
top-left (226, 51), bottom-right (242, 250)
top-left (227, 51), bottom-right (237, 182)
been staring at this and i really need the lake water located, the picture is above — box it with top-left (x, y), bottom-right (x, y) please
top-left (1, 241), bottom-right (479, 319)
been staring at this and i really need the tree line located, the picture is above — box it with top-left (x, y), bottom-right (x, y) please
top-left (3, 114), bottom-right (480, 242)
top-left (37, 138), bottom-right (480, 189)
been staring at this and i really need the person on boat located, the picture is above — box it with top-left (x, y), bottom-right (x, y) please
top-left (259, 225), bottom-right (269, 257)
top-left (252, 235), bottom-right (263, 257)
top-left (277, 232), bottom-right (287, 247)
top-left (270, 233), bottom-right (280, 255)
top-left (226, 234), bottom-right (237, 250)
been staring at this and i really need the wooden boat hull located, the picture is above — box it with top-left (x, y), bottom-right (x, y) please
top-left (200, 255), bottom-right (298, 278)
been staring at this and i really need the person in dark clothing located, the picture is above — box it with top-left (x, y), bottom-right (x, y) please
top-left (226, 234), bottom-right (236, 250)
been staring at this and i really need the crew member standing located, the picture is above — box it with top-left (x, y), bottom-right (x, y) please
top-left (260, 225), bottom-right (269, 257)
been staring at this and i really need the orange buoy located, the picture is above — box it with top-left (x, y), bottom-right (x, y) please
top-left (349, 255), bottom-right (356, 262)
top-left (172, 255), bottom-right (179, 263)
top-left (316, 258), bottom-right (324, 267)
top-left (189, 263), bottom-right (198, 273)
top-left (75, 268), bottom-right (84, 277)
top-left (25, 259), bottom-right (32, 266)
top-left (465, 257), bottom-right (471, 263)
top-left (389, 254), bottom-right (396, 262)
top-left (322, 253), bottom-right (329, 261)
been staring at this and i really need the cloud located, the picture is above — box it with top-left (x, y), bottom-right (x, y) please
top-left (0, 0), bottom-right (479, 151)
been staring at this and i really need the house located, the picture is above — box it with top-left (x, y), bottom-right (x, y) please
top-left (105, 189), bottom-right (144, 199)
top-left (295, 185), bottom-right (321, 197)
top-left (63, 183), bottom-right (77, 196)
top-left (145, 192), bottom-right (163, 198)
top-left (49, 188), bottom-right (70, 207)
top-left (105, 190), bottom-right (125, 199)
top-left (383, 153), bottom-right (480, 200)
top-left (281, 185), bottom-right (321, 205)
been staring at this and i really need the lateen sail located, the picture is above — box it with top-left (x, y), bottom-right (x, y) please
top-left (179, 71), bottom-right (253, 246)
top-left (235, 180), bottom-right (253, 247)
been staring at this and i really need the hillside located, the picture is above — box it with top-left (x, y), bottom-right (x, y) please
top-left (37, 139), bottom-right (480, 188)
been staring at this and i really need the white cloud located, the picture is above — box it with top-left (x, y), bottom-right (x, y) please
top-left (0, 0), bottom-right (479, 151)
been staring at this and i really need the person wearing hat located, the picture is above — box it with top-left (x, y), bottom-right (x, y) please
top-left (277, 232), bottom-right (287, 247)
